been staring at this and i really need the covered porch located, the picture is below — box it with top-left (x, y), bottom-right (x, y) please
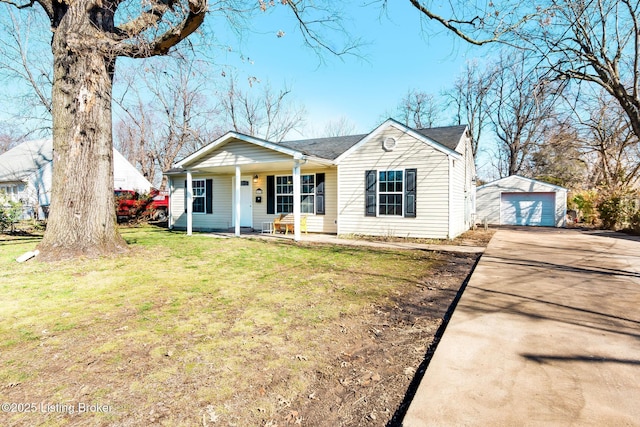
top-left (165, 132), bottom-right (336, 241)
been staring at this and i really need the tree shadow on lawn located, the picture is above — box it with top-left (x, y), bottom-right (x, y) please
top-left (0, 235), bottom-right (43, 246)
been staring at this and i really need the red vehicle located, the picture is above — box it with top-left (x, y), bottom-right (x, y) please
top-left (115, 188), bottom-right (169, 222)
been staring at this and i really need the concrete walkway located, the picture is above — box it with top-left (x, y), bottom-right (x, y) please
top-left (403, 228), bottom-right (640, 426)
top-left (202, 230), bottom-right (486, 254)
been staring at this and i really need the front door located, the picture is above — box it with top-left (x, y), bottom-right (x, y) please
top-left (233, 177), bottom-right (253, 227)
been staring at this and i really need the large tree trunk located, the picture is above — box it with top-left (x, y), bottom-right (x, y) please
top-left (37, 7), bottom-right (127, 261)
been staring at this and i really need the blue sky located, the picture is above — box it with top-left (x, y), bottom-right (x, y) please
top-left (0, 2), bottom-right (496, 176)
top-left (210, 1), bottom-right (490, 138)
top-left (0, 2), bottom-right (488, 137)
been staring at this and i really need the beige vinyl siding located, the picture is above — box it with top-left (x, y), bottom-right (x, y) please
top-left (171, 168), bottom-right (337, 233)
top-left (449, 135), bottom-right (476, 238)
top-left (338, 127), bottom-right (451, 239)
top-left (170, 175), bottom-right (233, 231)
top-left (464, 137), bottom-right (477, 229)
top-left (254, 167), bottom-right (338, 234)
top-left (450, 156), bottom-right (466, 238)
top-left (198, 140), bottom-right (292, 168)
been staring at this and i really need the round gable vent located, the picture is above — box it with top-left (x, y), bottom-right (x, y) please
top-left (383, 137), bottom-right (397, 151)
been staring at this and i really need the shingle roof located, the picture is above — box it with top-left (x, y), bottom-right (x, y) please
top-left (278, 134), bottom-right (367, 160)
top-left (279, 124), bottom-right (467, 159)
top-left (168, 122), bottom-right (469, 172)
top-left (0, 139), bottom-right (53, 182)
top-left (415, 125), bottom-right (468, 151)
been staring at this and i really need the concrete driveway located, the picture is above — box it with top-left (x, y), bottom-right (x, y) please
top-left (403, 228), bottom-right (640, 426)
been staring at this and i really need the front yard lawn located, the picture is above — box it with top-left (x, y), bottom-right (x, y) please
top-left (0, 227), bottom-right (479, 426)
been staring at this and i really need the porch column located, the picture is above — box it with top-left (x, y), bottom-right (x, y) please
top-left (186, 170), bottom-right (193, 236)
top-left (293, 160), bottom-right (301, 241)
top-left (235, 165), bottom-right (241, 237)
top-left (168, 177), bottom-right (174, 230)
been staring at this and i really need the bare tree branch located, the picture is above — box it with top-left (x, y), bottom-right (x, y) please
top-left (403, 0), bottom-right (640, 143)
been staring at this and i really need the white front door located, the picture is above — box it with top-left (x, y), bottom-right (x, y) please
top-left (233, 177), bottom-right (253, 227)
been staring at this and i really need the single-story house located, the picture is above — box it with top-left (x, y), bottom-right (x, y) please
top-left (0, 139), bottom-right (152, 219)
top-left (476, 175), bottom-right (567, 227)
top-left (165, 118), bottom-right (476, 240)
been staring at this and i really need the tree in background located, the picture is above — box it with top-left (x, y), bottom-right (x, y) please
top-left (0, 7), bottom-right (52, 135)
top-left (580, 93), bottom-right (640, 193)
top-left (0, 0), bottom-right (209, 260)
top-left (403, 0), bottom-right (640, 143)
top-left (323, 116), bottom-right (358, 137)
top-left (529, 119), bottom-right (588, 189)
top-left (488, 51), bottom-right (559, 177)
top-left (115, 56), bottom-right (222, 189)
top-left (445, 60), bottom-right (496, 157)
top-left (0, 0), bottom-right (354, 260)
top-left (0, 128), bottom-right (24, 154)
top-left (219, 75), bottom-right (307, 142)
top-left (395, 89), bottom-right (442, 129)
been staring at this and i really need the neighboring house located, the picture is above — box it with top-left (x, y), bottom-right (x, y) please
top-left (476, 175), bottom-right (567, 227)
top-left (0, 139), bottom-right (152, 219)
top-left (165, 118), bottom-right (476, 240)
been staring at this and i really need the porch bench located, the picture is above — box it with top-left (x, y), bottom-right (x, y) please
top-left (272, 214), bottom-right (307, 235)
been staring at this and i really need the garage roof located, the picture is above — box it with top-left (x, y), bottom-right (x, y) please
top-left (478, 175), bottom-right (567, 192)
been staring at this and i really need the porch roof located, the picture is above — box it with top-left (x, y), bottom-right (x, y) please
top-left (169, 131), bottom-right (338, 175)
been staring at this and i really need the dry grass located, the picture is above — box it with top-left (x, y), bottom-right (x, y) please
top-left (0, 226), bottom-right (454, 426)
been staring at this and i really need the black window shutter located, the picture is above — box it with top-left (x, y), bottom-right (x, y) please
top-left (316, 173), bottom-right (325, 215)
top-left (184, 180), bottom-right (187, 213)
top-left (365, 170), bottom-right (377, 217)
top-left (267, 175), bottom-right (275, 214)
top-left (205, 179), bottom-right (213, 214)
top-left (405, 169), bottom-right (417, 218)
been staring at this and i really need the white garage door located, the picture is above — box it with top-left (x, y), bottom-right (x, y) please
top-left (500, 192), bottom-right (556, 226)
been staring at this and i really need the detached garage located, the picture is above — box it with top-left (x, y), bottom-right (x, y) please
top-left (476, 175), bottom-right (567, 227)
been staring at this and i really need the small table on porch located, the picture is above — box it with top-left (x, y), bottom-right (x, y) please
top-left (261, 222), bottom-right (273, 234)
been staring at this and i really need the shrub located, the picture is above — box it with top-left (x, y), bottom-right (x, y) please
top-left (596, 189), bottom-right (640, 231)
top-left (570, 190), bottom-right (599, 224)
top-left (0, 192), bottom-right (24, 233)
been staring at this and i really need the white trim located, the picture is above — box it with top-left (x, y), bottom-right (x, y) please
top-left (191, 179), bottom-right (207, 215)
top-left (186, 170), bottom-right (193, 236)
top-left (234, 166), bottom-right (241, 236)
top-left (274, 173), bottom-right (317, 215)
top-left (448, 157), bottom-right (454, 239)
top-left (232, 175), bottom-right (254, 229)
top-left (335, 119), bottom-right (463, 163)
top-left (300, 174), bottom-right (317, 215)
top-left (478, 175), bottom-right (568, 192)
top-left (175, 131), bottom-right (306, 168)
top-left (168, 177), bottom-right (173, 229)
top-left (376, 168), bottom-right (406, 218)
top-left (293, 161), bottom-right (301, 241)
top-left (337, 165), bottom-right (342, 235)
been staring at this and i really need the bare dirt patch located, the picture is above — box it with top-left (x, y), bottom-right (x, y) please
top-left (274, 251), bottom-right (479, 426)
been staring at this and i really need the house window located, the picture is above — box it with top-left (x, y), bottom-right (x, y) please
top-left (301, 174), bottom-right (315, 214)
top-left (276, 176), bottom-right (294, 213)
top-left (276, 174), bottom-right (316, 214)
top-left (0, 185), bottom-right (22, 201)
top-left (192, 179), bottom-right (206, 213)
top-left (365, 169), bottom-right (417, 218)
top-left (378, 171), bottom-right (403, 216)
